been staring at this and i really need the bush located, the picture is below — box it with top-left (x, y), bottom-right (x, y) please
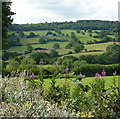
top-left (73, 64), bottom-right (120, 76)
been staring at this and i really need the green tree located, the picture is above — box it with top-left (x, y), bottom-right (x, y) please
top-left (54, 29), bottom-right (61, 34)
top-left (7, 60), bottom-right (19, 71)
top-left (87, 29), bottom-right (92, 33)
top-left (39, 38), bottom-right (46, 44)
top-left (53, 43), bottom-right (60, 49)
top-left (46, 31), bottom-right (53, 36)
top-left (49, 50), bottom-right (59, 58)
top-left (2, 2), bottom-right (15, 48)
top-left (29, 32), bottom-right (35, 38)
top-left (7, 33), bottom-right (20, 46)
top-left (17, 31), bottom-right (25, 39)
top-left (27, 44), bottom-right (33, 52)
top-left (30, 52), bottom-right (50, 64)
top-left (76, 29), bottom-right (80, 33)
top-left (71, 32), bottom-right (77, 39)
top-left (73, 44), bottom-right (84, 53)
top-left (65, 42), bottom-right (73, 49)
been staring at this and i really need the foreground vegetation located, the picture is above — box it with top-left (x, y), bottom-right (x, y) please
top-left (0, 70), bottom-right (120, 118)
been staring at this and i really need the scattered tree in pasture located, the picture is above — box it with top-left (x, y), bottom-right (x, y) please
top-left (53, 43), bottom-right (60, 49)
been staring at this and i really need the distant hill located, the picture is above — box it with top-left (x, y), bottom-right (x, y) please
top-left (8, 20), bottom-right (118, 31)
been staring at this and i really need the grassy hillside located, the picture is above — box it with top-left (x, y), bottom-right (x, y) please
top-left (43, 75), bottom-right (119, 89)
top-left (7, 29), bottom-right (118, 56)
top-left (7, 41), bottom-right (118, 56)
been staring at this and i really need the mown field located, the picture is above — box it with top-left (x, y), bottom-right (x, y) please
top-left (41, 75), bottom-right (119, 89)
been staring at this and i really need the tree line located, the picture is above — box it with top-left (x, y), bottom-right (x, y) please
top-left (8, 20), bottom-right (118, 31)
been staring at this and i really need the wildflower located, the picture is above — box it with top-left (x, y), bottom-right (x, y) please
top-left (79, 72), bottom-right (83, 77)
top-left (65, 67), bottom-right (69, 73)
top-left (113, 71), bottom-right (117, 76)
top-left (39, 59), bottom-right (45, 65)
top-left (29, 73), bottom-right (35, 79)
top-left (95, 73), bottom-right (101, 79)
top-left (101, 70), bottom-right (106, 76)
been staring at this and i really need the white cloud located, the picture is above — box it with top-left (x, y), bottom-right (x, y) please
top-left (11, 0), bottom-right (119, 24)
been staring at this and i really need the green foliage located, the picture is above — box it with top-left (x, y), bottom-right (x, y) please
top-left (87, 29), bottom-right (92, 33)
top-left (2, 2), bottom-right (15, 48)
top-left (90, 76), bottom-right (120, 118)
top-left (65, 42), bottom-right (73, 49)
top-left (54, 28), bottom-right (61, 34)
top-left (17, 31), bottom-right (25, 39)
top-left (44, 72), bottom-right (71, 103)
top-left (29, 32), bottom-right (35, 38)
top-left (7, 60), bottom-right (19, 71)
top-left (49, 50), bottom-right (59, 58)
top-left (71, 32), bottom-right (77, 39)
top-left (46, 31), bottom-right (53, 36)
top-left (73, 44), bottom-right (84, 53)
top-left (9, 20), bottom-right (117, 32)
top-left (7, 33), bottom-right (20, 46)
top-left (30, 52), bottom-right (50, 64)
top-left (26, 44), bottom-right (33, 52)
top-left (76, 29), bottom-right (80, 33)
top-left (71, 78), bottom-right (91, 112)
top-left (2, 50), bottom-right (19, 60)
top-left (53, 43), bottom-right (60, 49)
top-left (38, 38), bottom-right (46, 44)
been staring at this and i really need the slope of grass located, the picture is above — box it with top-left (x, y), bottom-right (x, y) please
top-left (61, 29), bottom-right (101, 43)
top-left (85, 42), bottom-right (119, 51)
top-left (43, 75), bottom-right (119, 89)
top-left (65, 51), bottom-right (104, 57)
top-left (20, 38), bottom-right (39, 45)
top-left (23, 30), bottom-right (57, 36)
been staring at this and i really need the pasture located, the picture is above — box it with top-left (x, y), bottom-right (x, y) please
top-left (42, 75), bottom-right (119, 89)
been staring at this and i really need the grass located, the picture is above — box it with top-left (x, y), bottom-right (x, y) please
top-left (85, 42), bottom-right (119, 51)
top-left (43, 75), bottom-right (119, 89)
top-left (61, 29), bottom-right (102, 43)
top-left (20, 38), bottom-right (39, 45)
top-left (31, 42), bottom-right (68, 50)
top-left (7, 29), bottom-right (119, 56)
top-left (65, 51), bottom-right (104, 57)
top-left (7, 46), bottom-right (27, 52)
top-left (23, 30), bottom-right (57, 36)
top-left (7, 41), bottom-right (118, 56)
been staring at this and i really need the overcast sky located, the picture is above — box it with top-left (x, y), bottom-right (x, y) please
top-left (11, 0), bottom-right (119, 24)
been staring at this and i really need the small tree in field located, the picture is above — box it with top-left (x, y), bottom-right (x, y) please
top-left (49, 50), bottom-right (59, 57)
top-left (53, 43), bottom-right (60, 49)
top-left (27, 44), bottom-right (33, 52)
top-left (39, 38), bottom-right (46, 44)
top-left (73, 44), bottom-right (84, 53)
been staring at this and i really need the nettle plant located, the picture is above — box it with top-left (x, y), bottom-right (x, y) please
top-left (90, 71), bottom-right (120, 118)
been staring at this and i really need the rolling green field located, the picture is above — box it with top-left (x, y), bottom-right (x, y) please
top-left (84, 42), bottom-right (119, 51)
top-left (65, 51), bottom-right (104, 57)
top-left (23, 30), bottom-right (56, 36)
top-left (7, 41), bottom-right (118, 56)
top-left (22, 29), bottom-right (102, 43)
top-left (61, 29), bottom-right (101, 43)
top-left (8, 29), bottom-right (118, 56)
top-left (43, 75), bottom-right (119, 89)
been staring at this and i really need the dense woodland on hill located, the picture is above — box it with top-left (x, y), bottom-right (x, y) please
top-left (9, 20), bottom-right (118, 31)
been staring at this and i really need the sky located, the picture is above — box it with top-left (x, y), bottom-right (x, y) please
top-left (11, 0), bottom-right (119, 24)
